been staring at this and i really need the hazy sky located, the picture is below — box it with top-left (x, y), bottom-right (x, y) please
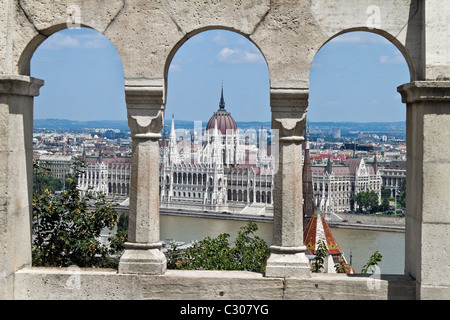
top-left (31, 28), bottom-right (410, 123)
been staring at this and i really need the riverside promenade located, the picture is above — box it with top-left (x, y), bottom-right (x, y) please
top-left (327, 212), bottom-right (405, 233)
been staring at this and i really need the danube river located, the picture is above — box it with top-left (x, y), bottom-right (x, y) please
top-left (160, 215), bottom-right (405, 274)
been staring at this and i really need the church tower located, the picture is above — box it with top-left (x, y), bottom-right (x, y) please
top-left (302, 129), bottom-right (315, 229)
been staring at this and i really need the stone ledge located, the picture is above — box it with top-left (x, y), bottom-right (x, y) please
top-left (398, 81), bottom-right (450, 103)
top-left (12, 267), bottom-right (416, 300)
top-left (0, 75), bottom-right (44, 96)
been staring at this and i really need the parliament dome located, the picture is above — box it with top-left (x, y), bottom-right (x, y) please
top-left (206, 87), bottom-right (237, 135)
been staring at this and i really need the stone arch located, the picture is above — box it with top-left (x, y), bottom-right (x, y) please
top-left (13, 0), bottom-right (129, 76)
top-left (164, 27), bottom-right (270, 91)
top-left (312, 28), bottom-right (416, 82)
top-left (162, 28), bottom-right (271, 126)
top-left (309, 29), bottom-right (411, 275)
top-left (2, 1), bottom-right (447, 298)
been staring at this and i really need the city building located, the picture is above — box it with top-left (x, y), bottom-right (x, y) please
top-left (311, 152), bottom-right (382, 213)
top-left (78, 148), bottom-right (131, 197)
top-left (159, 87), bottom-right (275, 213)
top-left (37, 154), bottom-right (72, 180)
top-left (377, 160), bottom-right (407, 197)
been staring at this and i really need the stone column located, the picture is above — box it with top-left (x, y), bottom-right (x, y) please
top-left (118, 80), bottom-right (167, 275)
top-left (398, 81), bottom-right (450, 299)
top-left (0, 75), bottom-right (44, 299)
top-left (265, 88), bottom-right (310, 278)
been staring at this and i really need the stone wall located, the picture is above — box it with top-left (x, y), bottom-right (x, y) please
top-left (14, 268), bottom-right (415, 300)
top-left (1, 0), bottom-right (449, 299)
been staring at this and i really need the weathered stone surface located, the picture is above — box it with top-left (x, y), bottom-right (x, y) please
top-left (0, 75), bottom-right (43, 299)
top-left (13, 268), bottom-right (417, 300)
top-left (141, 270), bottom-right (283, 300)
top-left (285, 274), bottom-right (416, 300)
top-left (14, 267), bottom-right (142, 300)
top-left (18, 0), bottom-right (125, 34)
top-left (0, 0), bottom-right (449, 300)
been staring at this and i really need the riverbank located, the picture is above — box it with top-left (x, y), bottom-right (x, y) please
top-left (327, 212), bottom-right (405, 233)
top-left (116, 206), bottom-right (405, 232)
top-left (160, 207), bottom-right (273, 223)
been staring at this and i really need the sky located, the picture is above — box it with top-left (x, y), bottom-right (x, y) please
top-left (31, 28), bottom-right (410, 123)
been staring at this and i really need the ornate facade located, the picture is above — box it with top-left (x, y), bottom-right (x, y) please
top-left (78, 149), bottom-right (131, 197)
top-left (311, 154), bottom-right (382, 214)
top-left (159, 88), bottom-right (274, 212)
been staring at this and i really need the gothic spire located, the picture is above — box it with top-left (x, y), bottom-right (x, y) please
top-left (170, 114), bottom-right (176, 141)
top-left (325, 153), bottom-right (333, 174)
top-left (302, 129), bottom-right (315, 229)
top-left (219, 82), bottom-right (225, 110)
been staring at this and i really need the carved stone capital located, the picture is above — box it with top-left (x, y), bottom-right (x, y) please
top-left (0, 75), bottom-right (44, 97)
top-left (125, 80), bottom-right (165, 139)
top-left (271, 88), bottom-right (308, 138)
top-left (398, 81), bottom-right (450, 104)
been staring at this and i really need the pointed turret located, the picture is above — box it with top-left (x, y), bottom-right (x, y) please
top-left (219, 82), bottom-right (225, 110)
top-left (373, 153), bottom-right (378, 174)
top-left (169, 114), bottom-right (178, 163)
top-left (302, 129), bottom-right (315, 229)
top-left (258, 126), bottom-right (265, 152)
top-left (97, 148), bottom-right (103, 164)
top-left (325, 153), bottom-right (333, 175)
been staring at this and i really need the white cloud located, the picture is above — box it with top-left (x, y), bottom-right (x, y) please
top-left (379, 51), bottom-right (405, 64)
top-left (40, 32), bottom-right (109, 50)
top-left (41, 34), bottom-right (80, 50)
top-left (330, 34), bottom-right (364, 43)
top-left (218, 47), bottom-right (264, 64)
top-left (169, 64), bottom-right (182, 72)
top-left (330, 32), bottom-right (390, 45)
top-left (212, 33), bottom-right (228, 46)
top-left (219, 47), bottom-right (235, 60)
top-left (323, 100), bottom-right (341, 107)
top-left (81, 34), bottom-right (109, 49)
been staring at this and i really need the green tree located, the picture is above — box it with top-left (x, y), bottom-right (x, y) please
top-left (311, 240), bottom-right (328, 273)
top-left (379, 188), bottom-right (391, 212)
top-left (167, 222), bottom-right (270, 273)
top-left (32, 158), bottom-right (124, 268)
top-left (361, 251), bottom-right (383, 273)
top-left (398, 180), bottom-right (406, 208)
top-left (334, 258), bottom-right (348, 273)
top-left (354, 190), bottom-right (379, 213)
top-left (33, 159), bottom-right (64, 193)
top-left (231, 221), bottom-right (271, 272)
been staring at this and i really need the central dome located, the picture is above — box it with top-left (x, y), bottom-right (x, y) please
top-left (206, 86), bottom-right (237, 135)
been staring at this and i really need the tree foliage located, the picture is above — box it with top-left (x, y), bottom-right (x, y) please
top-left (165, 222), bottom-right (270, 273)
top-left (311, 240), bottom-right (328, 273)
top-left (361, 251), bottom-right (383, 273)
top-left (32, 158), bottom-right (124, 268)
top-left (354, 190), bottom-right (379, 213)
top-left (334, 258), bottom-right (348, 273)
top-left (33, 159), bottom-right (64, 193)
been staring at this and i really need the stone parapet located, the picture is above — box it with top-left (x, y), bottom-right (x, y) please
top-left (13, 268), bottom-right (417, 300)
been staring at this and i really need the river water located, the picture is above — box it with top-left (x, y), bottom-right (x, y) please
top-left (160, 215), bottom-right (405, 274)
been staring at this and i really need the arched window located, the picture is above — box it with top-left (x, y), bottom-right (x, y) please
top-left (310, 30), bottom-right (409, 274)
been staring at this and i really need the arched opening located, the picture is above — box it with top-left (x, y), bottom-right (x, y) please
top-left (30, 27), bottom-right (126, 267)
top-left (159, 29), bottom-right (272, 250)
top-left (309, 30), bottom-right (410, 275)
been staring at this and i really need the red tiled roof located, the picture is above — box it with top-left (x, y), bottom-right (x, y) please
top-left (303, 214), bottom-right (343, 255)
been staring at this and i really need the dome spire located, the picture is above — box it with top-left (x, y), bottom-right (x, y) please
top-left (219, 81), bottom-right (225, 110)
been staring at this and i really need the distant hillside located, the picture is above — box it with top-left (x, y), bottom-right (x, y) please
top-left (34, 118), bottom-right (130, 131)
top-left (34, 118), bottom-right (405, 134)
